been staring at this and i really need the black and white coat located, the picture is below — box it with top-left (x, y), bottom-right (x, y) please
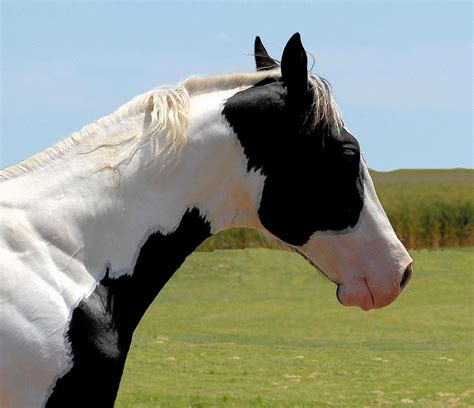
top-left (0, 34), bottom-right (412, 407)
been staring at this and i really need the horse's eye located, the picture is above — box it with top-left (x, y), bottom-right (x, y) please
top-left (340, 146), bottom-right (360, 173)
top-left (343, 147), bottom-right (359, 158)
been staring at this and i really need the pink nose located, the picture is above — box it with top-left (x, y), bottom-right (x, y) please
top-left (336, 262), bottom-right (414, 310)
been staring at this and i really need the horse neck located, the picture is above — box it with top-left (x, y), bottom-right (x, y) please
top-left (4, 87), bottom-right (265, 289)
top-left (3, 87), bottom-right (268, 406)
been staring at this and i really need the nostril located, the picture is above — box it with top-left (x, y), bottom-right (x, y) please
top-left (400, 263), bottom-right (413, 290)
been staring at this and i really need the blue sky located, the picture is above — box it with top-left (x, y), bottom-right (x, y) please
top-left (1, 1), bottom-right (472, 170)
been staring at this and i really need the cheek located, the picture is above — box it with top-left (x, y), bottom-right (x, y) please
top-left (257, 175), bottom-right (320, 245)
top-left (257, 169), bottom-right (365, 246)
top-left (301, 233), bottom-right (362, 284)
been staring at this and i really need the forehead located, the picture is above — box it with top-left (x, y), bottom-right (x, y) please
top-left (223, 76), bottom-right (344, 131)
top-left (227, 80), bottom-right (287, 113)
top-left (222, 79), bottom-right (353, 147)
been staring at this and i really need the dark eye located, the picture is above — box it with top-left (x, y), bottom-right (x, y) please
top-left (341, 143), bottom-right (360, 159)
top-left (343, 147), bottom-right (359, 157)
top-left (340, 145), bottom-right (360, 173)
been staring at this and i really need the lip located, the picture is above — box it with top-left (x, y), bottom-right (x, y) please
top-left (295, 247), bottom-right (376, 310)
top-left (364, 278), bottom-right (375, 310)
top-left (294, 246), bottom-right (411, 311)
top-left (336, 279), bottom-right (377, 311)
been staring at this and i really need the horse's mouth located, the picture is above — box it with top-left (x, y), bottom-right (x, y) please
top-left (292, 246), bottom-right (404, 311)
top-left (364, 278), bottom-right (375, 310)
top-left (336, 280), bottom-right (375, 311)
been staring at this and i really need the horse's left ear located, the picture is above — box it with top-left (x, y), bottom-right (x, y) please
top-left (254, 36), bottom-right (278, 71)
top-left (281, 33), bottom-right (308, 95)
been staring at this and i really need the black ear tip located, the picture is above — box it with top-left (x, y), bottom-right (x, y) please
top-left (282, 33), bottom-right (305, 58)
top-left (288, 32), bottom-right (302, 44)
top-left (254, 36), bottom-right (277, 71)
top-left (281, 32), bottom-right (308, 91)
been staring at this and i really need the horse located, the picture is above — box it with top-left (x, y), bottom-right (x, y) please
top-left (0, 33), bottom-right (413, 407)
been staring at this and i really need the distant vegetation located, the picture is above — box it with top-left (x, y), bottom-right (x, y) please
top-left (198, 169), bottom-right (473, 250)
top-left (371, 169), bottom-right (473, 248)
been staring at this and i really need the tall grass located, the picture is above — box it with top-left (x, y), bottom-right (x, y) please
top-left (372, 169), bottom-right (473, 248)
top-left (198, 169), bottom-right (473, 250)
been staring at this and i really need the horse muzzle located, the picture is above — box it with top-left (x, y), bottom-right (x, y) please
top-left (336, 262), bottom-right (413, 311)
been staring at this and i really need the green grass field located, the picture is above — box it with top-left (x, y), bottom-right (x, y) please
top-left (198, 169), bottom-right (474, 251)
top-left (116, 248), bottom-right (473, 407)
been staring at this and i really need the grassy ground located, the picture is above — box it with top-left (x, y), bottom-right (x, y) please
top-left (198, 169), bottom-right (474, 251)
top-left (116, 248), bottom-right (473, 407)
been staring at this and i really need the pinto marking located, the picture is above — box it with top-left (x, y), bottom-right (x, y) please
top-left (0, 33), bottom-right (412, 407)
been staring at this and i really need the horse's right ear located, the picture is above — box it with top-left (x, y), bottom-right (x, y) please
top-left (281, 33), bottom-right (308, 96)
top-left (254, 36), bottom-right (278, 71)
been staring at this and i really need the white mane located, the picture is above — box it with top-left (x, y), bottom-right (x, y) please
top-left (0, 70), bottom-right (341, 181)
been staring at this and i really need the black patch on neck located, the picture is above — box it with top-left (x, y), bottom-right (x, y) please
top-left (46, 208), bottom-right (211, 407)
top-left (222, 81), bottom-right (364, 246)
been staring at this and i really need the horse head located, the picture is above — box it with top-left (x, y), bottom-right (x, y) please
top-left (223, 33), bottom-right (413, 310)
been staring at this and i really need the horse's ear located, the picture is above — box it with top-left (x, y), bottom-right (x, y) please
top-left (281, 33), bottom-right (308, 95)
top-left (254, 36), bottom-right (278, 71)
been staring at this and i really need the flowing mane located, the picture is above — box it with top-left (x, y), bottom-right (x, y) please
top-left (0, 70), bottom-right (341, 181)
